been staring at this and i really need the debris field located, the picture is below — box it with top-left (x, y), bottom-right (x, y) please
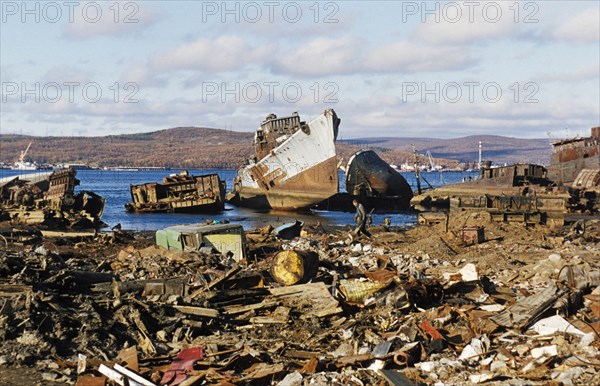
top-left (0, 212), bottom-right (599, 385)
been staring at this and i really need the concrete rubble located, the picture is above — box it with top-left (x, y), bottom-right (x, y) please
top-left (0, 211), bottom-right (598, 385)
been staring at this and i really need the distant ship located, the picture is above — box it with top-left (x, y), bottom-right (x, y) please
top-left (228, 109), bottom-right (340, 210)
top-left (10, 142), bottom-right (40, 170)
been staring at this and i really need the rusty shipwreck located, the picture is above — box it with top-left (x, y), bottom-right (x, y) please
top-left (125, 171), bottom-right (226, 213)
top-left (411, 126), bottom-right (600, 225)
top-left (317, 149), bottom-right (414, 212)
top-left (227, 109), bottom-right (340, 210)
top-left (0, 168), bottom-right (105, 229)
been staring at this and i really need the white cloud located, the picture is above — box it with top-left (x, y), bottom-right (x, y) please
top-left (366, 42), bottom-right (473, 72)
top-left (536, 62), bottom-right (600, 83)
top-left (414, 2), bottom-right (520, 45)
top-left (272, 37), bottom-right (363, 76)
top-left (552, 8), bottom-right (600, 43)
top-left (151, 36), bottom-right (274, 72)
top-left (119, 65), bottom-right (169, 88)
top-left (63, 2), bottom-right (159, 39)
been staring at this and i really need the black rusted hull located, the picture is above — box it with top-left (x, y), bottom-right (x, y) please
top-left (346, 150), bottom-right (413, 202)
top-left (316, 193), bottom-right (413, 213)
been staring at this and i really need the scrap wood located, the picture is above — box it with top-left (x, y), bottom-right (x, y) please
top-left (0, 284), bottom-right (32, 297)
top-left (188, 265), bottom-right (241, 297)
top-left (249, 315), bottom-right (288, 324)
top-left (117, 346), bottom-right (139, 372)
top-left (240, 362), bottom-right (285, 380)
top-left (284, 349), bottom-right (321, 359)
top-left (222, 300), bottom-right (278, 315)
top-left (75, 375), bottom-right (106, 386)
top-left (270, 282), bottom-right (342, 318)
top-left (178, 374), bottom-right (206, 386)
top-left (173, 305), bottom-right (219, 318)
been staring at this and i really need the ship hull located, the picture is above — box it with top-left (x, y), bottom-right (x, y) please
top-left (230, 109), bottom-right (339, 211)
top-left (235, 156), bottom-right (339, 210)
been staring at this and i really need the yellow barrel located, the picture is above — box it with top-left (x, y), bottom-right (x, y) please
top-left (270, 250), bottom-right (319, 286)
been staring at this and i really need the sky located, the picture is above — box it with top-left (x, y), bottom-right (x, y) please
top-left (0, 0), bottom-right (599, 139)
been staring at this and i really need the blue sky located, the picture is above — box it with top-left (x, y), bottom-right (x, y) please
top-left (1, 0), bottom-right (598, 139)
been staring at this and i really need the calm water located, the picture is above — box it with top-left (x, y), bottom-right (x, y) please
top-left (0, 169), bottom-right (475, 231)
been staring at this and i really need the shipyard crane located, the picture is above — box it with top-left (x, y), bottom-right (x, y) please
top-left (19, 142), bottom-right (32, 162)
top-left (426, 150), bottom-right (436, 171)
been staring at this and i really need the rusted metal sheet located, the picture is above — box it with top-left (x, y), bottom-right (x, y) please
top-left (125, 171), bottom-right (225, 213)
top-left (490, 284), bottom-right (564, 330)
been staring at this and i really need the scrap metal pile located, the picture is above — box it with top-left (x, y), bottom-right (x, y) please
top-left (0, 213), bottom-right (599, 385)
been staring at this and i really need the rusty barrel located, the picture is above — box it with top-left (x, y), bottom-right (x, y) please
top-left (270, 250), bottom-right (319, 286)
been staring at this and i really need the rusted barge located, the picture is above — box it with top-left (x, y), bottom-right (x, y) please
top-left (125, 171), bottom-right (226, 213)
top-left (411, 126), bottom-right (600, 225)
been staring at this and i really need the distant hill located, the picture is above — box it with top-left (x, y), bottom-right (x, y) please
top-left (0, 127), bottom-right (551, 169)
top-left (341, 135), bottom-right (551, 165)
top-left (0, 127), bottom-right (254, 169)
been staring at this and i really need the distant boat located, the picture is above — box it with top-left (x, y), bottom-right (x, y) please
top-left (10, 142), bottom-right (40, 170)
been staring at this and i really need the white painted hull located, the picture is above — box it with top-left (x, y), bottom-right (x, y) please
top-left (233, 109), bottom-right (340, 210)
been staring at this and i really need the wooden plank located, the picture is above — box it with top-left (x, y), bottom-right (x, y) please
top-left (269, 282), bottom-right (341, 318)
top-left (0, 284), bottom-right (32, 297)
top-left (173, 305), bottom-right (219, 318)
top-left (222, 300), bottom-right (278, 315)
top-left (75, 376), bottom-right (106, 386)
top-left (113, 364), bottom-right (157, 386)
top-left (490, 284), bottom-right (564, 330)
top-left (283, 350), bottom-right (320, 359)
top-left (249, 316), bottom-right (287, 324)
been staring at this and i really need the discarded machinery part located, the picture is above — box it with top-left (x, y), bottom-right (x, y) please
top-left (393, 351), bottom-right (409, 367)
top-left (461, 226), bottom-right (485, 245)
top-left (338, 279), bottom-right (388, 304)
top-left (270, 250), bottom-right (319, 286)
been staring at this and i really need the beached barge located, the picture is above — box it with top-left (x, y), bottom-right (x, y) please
top-left (125, 171), bottom-right (226, 213)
